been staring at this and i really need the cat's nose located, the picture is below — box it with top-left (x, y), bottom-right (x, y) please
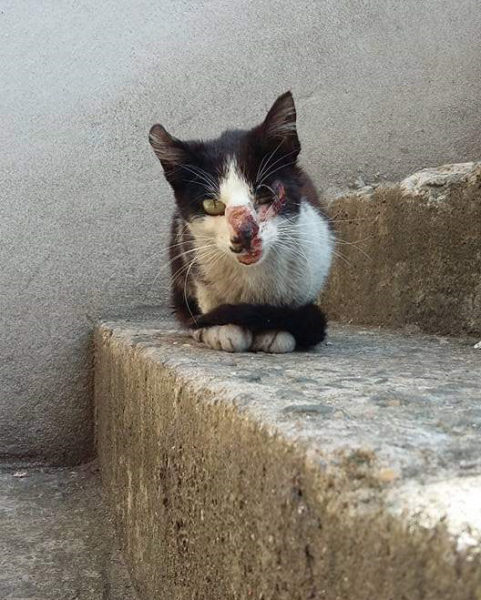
top-left (230, 222), bottom-right (258, 252)
top-left (226, 205), bottom-right (259, 253)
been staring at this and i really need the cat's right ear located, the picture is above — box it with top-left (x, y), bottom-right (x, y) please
top-left (257, 91), bottom-right (301, 157)
top-left (149, 124), bottom-right (188, 173)
top-left (262, 92), bottom-right (299, 142)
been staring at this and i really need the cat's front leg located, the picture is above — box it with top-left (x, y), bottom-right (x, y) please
top-left (192, 325), bottom-right (253, 353)
top-left (251, 330), bottom-right (296, 353)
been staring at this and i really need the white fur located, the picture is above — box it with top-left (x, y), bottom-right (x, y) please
top-left (219, 159), bottom-right (252, 207)
top-left (192, 325), bottom-right (252, 352)
top-left (192, 326), bottom-right (296, 354)
top-left (251, 331), bottom-right (296, 353)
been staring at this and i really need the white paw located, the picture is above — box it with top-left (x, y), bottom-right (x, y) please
top-left (191, 325), bottom-right (253, 352)
top-left (251, 330), bottom-right (296, 353)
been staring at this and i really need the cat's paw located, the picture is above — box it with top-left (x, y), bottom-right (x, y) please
top-left (192, 325), bottom-right (253, 352)
top-left (251, 330), bottom-right (296, 353)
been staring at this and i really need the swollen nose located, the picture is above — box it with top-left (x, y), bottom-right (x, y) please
top-left (226, 205), bottom-right (259, 252)
top-left (230, 224), bottom-right (256, 252)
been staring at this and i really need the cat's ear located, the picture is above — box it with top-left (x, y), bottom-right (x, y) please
top-left (262, 91), bottom-right (300, 150)
top-left (149, 124), bottom-right (188, 172)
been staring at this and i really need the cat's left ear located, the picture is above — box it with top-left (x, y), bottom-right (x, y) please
top-left (261, 91), bottom-right (300, 153)
top-left (149, 124), bottom-right (189, 173)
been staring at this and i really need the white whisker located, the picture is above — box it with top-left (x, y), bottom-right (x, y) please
top-left (256, 150), bottom-right (299, 187)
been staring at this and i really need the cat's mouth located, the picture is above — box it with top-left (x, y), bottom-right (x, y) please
top-left (237, 248), bottom-right (263, 265)
top-left (234, 234), bottom-right (263, 265)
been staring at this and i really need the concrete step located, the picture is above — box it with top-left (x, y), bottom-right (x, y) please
top-left (323, 162), bottom-right (481, 336)
top-left (0, 462), bottom-right (138, 599)
top-left (95, 313), bottom-right (481, 600)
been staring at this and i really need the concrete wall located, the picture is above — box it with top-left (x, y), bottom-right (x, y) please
top-left (1, 0), bottom-right (480, 464)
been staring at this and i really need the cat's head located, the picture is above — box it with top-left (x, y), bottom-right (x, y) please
top-left (149, 91), bottom-right (303, 266)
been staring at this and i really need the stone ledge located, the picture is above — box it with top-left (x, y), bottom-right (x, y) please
top-left (95, 314), bottom-right (481, 599)
top-left (323, 162), bottom-right (481, 336)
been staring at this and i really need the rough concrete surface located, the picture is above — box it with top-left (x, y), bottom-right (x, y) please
top-left (2, 0), bottom-right (481, 464)
top-left (324, 162), bottom-right (481, 336)
top-left (0, 462), bottom-right (138, 600)
top-left (95, 315), bottom-right (481, 599)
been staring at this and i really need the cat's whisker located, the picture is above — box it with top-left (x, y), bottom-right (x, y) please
top-left (257, 140), bottom-right (284, 182)
top-left (331, 249), bottom-right (354, 268)
top-left (194, 250), bottom-right (225, 275)
top-left (256, 140), bottom-right (284, 184)
top-left (149, 243), bottom-right (218, 290)
top-left (180, 164), bottom-right (218, 192)
top-left (334, 234), bottom-right (375, 243)
top-left (273, 241), bottom-right (312, 266)
top-left (166, 235), bottom-right (211, 251)
top-left (271, 238), bottom-right (312, 264)
top-left (276, 232), bottom-right (320, 248)
top-left (158, 243), bottom-right (216, 269)
top-left (185, 179), bottom-right (217, 194)
top-left (256, 183), bottom-right (277, 197)
top-left (333, 239), bottom-right (372, 261)
top-left (160, 263), bottom-right (190, 290)
top-left (255, 184), bottom-right (281, 220)
top-left (256, 148), bottom-right (299, 186)
top-left (136, 244), bottom-right (170, 275)
top-left (139, 233), bottom-right (198, 273)
top-left (172, 247), bottom-right (221, 284)
top-left (257, 161), bottom-right (295, 187)
top-left (284, 227), bottom-right (373, 262)
top-left (275, 234), bottom-right (343, 267)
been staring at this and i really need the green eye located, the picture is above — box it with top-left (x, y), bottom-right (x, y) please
top-left (202, 198), bottom-right (226, 216)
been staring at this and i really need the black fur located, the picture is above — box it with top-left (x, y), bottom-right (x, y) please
top-left (188, 303), bottom-right (327, 348)
top-left (150, 91), bottom-right (330, 350)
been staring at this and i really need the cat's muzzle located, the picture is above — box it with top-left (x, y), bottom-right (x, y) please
top-left (232, 234), bottom-right (263, 265)
top-left (226, 205), bottom-right (262, 263)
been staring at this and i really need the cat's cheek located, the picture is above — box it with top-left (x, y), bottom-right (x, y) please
top-left (190, 216), bottom-right (216, 236)
top-left (190, 215), bottom-right (230, 248)
top-left (258, 221), bottom-right (279, 252)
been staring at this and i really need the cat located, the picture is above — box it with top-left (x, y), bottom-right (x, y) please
top-left (149, 91), bottom-right (333, 353)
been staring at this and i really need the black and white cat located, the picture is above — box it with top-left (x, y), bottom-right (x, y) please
top-left (149, 92), bottom-right (333, 353)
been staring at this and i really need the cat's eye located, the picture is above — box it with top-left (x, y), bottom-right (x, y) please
top-left (202, 198), bottom-right (226, 216)
top-left (256, 196), bottom-right (272, 205)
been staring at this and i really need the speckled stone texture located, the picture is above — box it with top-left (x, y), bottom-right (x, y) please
top-left (0, 463), bottom-right (138, 600)
top-left (323, 162), bottom-right (481, 336)
top-left (95, 315), bottom-right (481, 600)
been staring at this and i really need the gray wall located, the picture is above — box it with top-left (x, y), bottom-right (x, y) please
top-left (1, 0), bottom-right (480, 464)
